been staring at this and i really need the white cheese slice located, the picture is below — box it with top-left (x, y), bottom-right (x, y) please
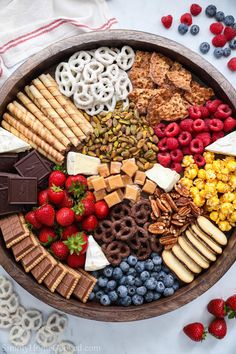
top-left (0, 128), bottom-right (31, 153)
top-left (145, 163), bottom-right (180, 192)
top-left (85, 235), bottom-right (110, 271)
top-left (205, 131), bottom-right (236, 156)
top-left (67, 152), bottom-right (101, 175)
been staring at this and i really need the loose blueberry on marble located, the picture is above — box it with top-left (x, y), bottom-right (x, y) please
top-left (190, 25), bottom-right (200, 35)
top-left (178, 23), bottom-right (188, 35)
top-left (229, 39), bottom-right (236, 49)
top-left (205, 5), bottom-right (217, 17)
top-left (200, 42), bottom-right (210, 54)
top-left (215, 11), bottom-right (225, 22)
top-left (223, 47), bottom-right (231, 57)
top-left (214, 48), bottom-right (224, 58)
top-left (224, 15), bottom-right (235, 26)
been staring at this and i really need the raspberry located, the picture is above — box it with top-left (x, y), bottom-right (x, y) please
top-left (224, 27), bottom-right (236, 41)
top-left (210, 22), bottom-right (223, 35)
top-left (165, 122), bottom-right (180, 137)
top-left (228, 58), bottom-right (236, 71)
top-left (188, 106), bottom-right (202, 119)
top-left (180, 119), bottom-right (194, 132)
top-left (170, 149), bottom-right (183, 163)
top-left (199, 106), bottom-right (209, 118)
top-left (212, 34), bottom-right (227, 47)
top-left (209, 118), bottom-right (224, 132)
top-left (190, 4), bottom-right (202, 16)
top-left (154, 123), bottom-right (166, 138)
top-left (212, 131), bottom-right (224, 142)
top-left (166, 137), bottom-right (179, 150)
top-left (158, 137), bottom-right (168, 152)
top-left (195, 132), bottom-right (211, 147)
top-left (224, 117), bottom-right (236, 132)
top-left (193, 119), bottom-right (206, 132)
top-left (204, 118), bottom-right (212, 132)
top-left (180, 13), bottom-right (192, 26)
top-left (182, 146), bottom-right (191, 155)
top-left (214, 104), bottom-right (232, 119)
top-left (157, 152), bottom-right (171, 167)
top-left (170, 162), bottom-right (183, 174)
top-left (190, 138), bottom-right (204, 154)
top-left (178, 131), bottom-right (192, 146)
top-left (206, 99), bottom-right (222, 113)
top-left (161, 15), bottom-right (173, 29)
top-left (194, 154), bottom-right (206, 167)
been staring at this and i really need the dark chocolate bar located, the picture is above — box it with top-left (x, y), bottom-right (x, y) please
top-left (0, 153), bottom-right (18, 172)
top-left (0, 188), bottom-right (24, 216)
top-left (8, 176), bottom-right (37, 205)
top-left (0, 173), bottom-right (19, 188)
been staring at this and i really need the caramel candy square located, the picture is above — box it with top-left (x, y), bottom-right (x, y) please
top-left (92, 176), bottom-right (106, 191)
top-left (142, 179), bottom-right (157, 194)
top-left (110, 161), bottom-right (122, 174)
top-left (94, 189), bottom-right (107, 201)
top-left (104, 177), bottom-right (111, 192)
top-left (97, 163), bottom-right (110, 177)
top-left (134, 170), bottom-right (146, 186)
top-left (124, 185), bottom-right (140, 202)
top-left (107, 174), bottom-right (124, 190)
top-left (104, 190), bottom-right (123, 208)
top-left (122, 174), bottom-right (133, 186)
top-left (121, 160), bottom-right (138, 177)
top-left (87, 176), bottom-right (99, 190)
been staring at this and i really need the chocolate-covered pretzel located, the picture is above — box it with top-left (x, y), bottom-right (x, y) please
top-left (134, 240), bottom-right (151, 260)
top-left (110, 203), bottom-right (131, 221)
top-left (131, 199), bottom-right (151, 225)
top-left (94, 220), bottom-right (114, 243)
top-left (114, 216), bottom-right (137, 241)
top-left (103, 241), bottom-right (130, 265)
top-left (150, 235), bottom-right (163, 253)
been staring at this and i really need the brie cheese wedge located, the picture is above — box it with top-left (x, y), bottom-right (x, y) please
top-left (67, 152), bottom-right (101, 175)
top-left (145, 163), bottom-right (180, 192)
top-left (206, 131), bottom-right (236, 156)
top-left (85, 236), bottom-right (110, 271)
top-left (0, 128), bottom-right (31, 153)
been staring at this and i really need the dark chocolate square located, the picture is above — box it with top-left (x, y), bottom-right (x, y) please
top-left (0, 153), bottom-right (18, 172)
top-left (0, 188), bottom-right (24, 216)
top-left (8, 177), bottom-right (37, 205)
top-left (0, 173), bottom-right (19, 188)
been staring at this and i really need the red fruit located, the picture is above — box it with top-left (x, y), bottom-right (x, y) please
top-left (94, 200), bottom-right (109, 220)
top-left (58, 191), bottom-right (74, 208)
top-left (214, 104), bottom-right (232, 119)
top-left (170, 162), bottom-right (182, 173)
top-left (50, 241), bottom-right (69, 260)
top-left (49, 170), bottom-right (66, 188)
top-left (165, 122), bottom-right (180, 137)
top-left (48, 186), bottom-right (65, 205)
top-left (206, 99), bottom-right (222, 113)
top-left (64, 232), bottom-right (88, 254)
top-left (65, 175), bottom-right (87, 198)
top-left (190, 138), bottom-right (204, 154)
top-left (212, 131), bottom-right (224, 142)
top-left (210, 22), bottom-right (224, 35)
top-left (208, 318), bottom-right (227, 339)
top-left (39, 227), bottom-right (57, 245)
top-left (166, 137), bottom-right (179, 150)
top-left (35, 204), bottom-right (55, 227)
top-left (224, 117), bottom-right (236, 132)
top-left (195, 132), bottom-right (211, 147)
top-left (38, 189), bottom-right (49, 206)
top-left (180, 119), bottom-right (194, 132)
top-left (188, 106), bottom-right (201, 119)
top-left (178, 131), bottom-right (192, 146)
top-left (82, 215), bottom-right (98, 231)
top-left (154, 123), bottom-right (166, 138)
top-left (82, 191), bottom-right (95, 203)
top-left (170, 149), bottom-right (183, 163)
top-left (226, 294), bottom-right (236, 318)
top-left (158, 137), bottom-right (168, 152)
top-left (157, 152), bottom-right (171, 167)
top-left (209, 118), bottom-right (224, 132)
top-left (73, 203), bottom-right (85, 222)
top-left (56, 207), bottom-right (75, 227)
top-left (61, 224), bottom-right (79, 241)
top-left (183, 322), bottom-right (206, 342)
top-left (224, 26), bottom-right (236, 41)
top-left (194, 154), bottom-right (206, 167)
top-left (212, 34), bottom-right (227, 47)
top-left (207, 299), bottom-right (226, 318)
top-left (25, 210), bottom-right (42, 229)
top-left (180, 13), bottom-right (192, 26)
top-left (190, 4), bottom-right (202, 16)
top-left (193, 119), bottom-right (206, 132)
top-left (182, 146), bottom-right (191, 155)
top-left (81, 198), bottom-right (95, 216)
top-left (199, 106), bottom-right (209, 118)
top-left (161, 15), bottom-right (173, 29)
top-left (67, 253), bottom-right (86, 268)
top-left (228, 58), bottom-right (236, 71)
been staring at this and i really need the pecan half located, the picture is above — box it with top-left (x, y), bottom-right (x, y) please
top-left (150, 199), bottom-right (161, 218)
top-left (175, 183), bottom-right (190, 197)
top-left (171, 219), bottom-right (185, 226)
top-left (159, 197), bottom-right (173, 212)
top-left (162, 193), bottom-right (178, 212)
top-left (156, 198), bottom-right (170, 213)
top-left (175, 197), bottom-right (190, 206)
top-left (159, 235), bottom-right (177, 246)
top-left (178, 206), bottom-right (191, 216)
top-left (148, 222), bottom-right (166, 234)
top-left (170, 191), bottom-right (181, 199)
top-left (190, 202), bottom-right (202, 216)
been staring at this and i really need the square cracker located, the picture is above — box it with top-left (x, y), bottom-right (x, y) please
top-left (184, 81), bottom-right (214, 105)
top-left (129, 88), bottom-right (159, 114)
top-left (149, 52), bottom-right (173, 86)
top-left (167, 62), bottom-right (192, 91)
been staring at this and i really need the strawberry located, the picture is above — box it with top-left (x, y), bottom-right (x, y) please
top-left (161, 15), bottom-right (173, 29)
top-left (94, 200), bottom-right (109, 219)
top-left (49, 170), bottom-right (66, 187)
top-left (35, 204), bottom-right (55, 227)
top-left (226, 294), bottom-right (236, 318)
top-left (58, 191), bottom-right (74, 208)
top-left (64, 232), bottom-right (88, 255)
top-left (65, 175), bottom-right (87, 198)
top-left (48, 186), bottom-right (65, 205)
top-left (25, 210), bottom-right (42, 229)
top-left (82, 191), bottom-right (95, 203)
top-left (38, 227), bottom-right (57, 246)
top-left (56, 207), bottom-right (75, 227)
top-left (67, 253), bottom-right (86, 268)
top-left (81, 198), bottom-right (95, 216)
top-left (73, 204), bottom-right (85, 222)
top-left (183, 322), bottom-right (207, 342)
top-left (38, 189), bottom-right (49, 205)
top-left (82, 215), bottom-right (98, 231)
top-left (208, 318), bottom-right (227, 339)
top-left (207, 299), bottom-right (226, 318)
top-left (50, 241), bottom-right (69, 260)
top-left (61, 224), bottom-right (79, 241)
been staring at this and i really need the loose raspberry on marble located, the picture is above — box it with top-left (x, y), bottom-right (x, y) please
top-left (178, 131), bottom-right (192, 146)
top-left (190, 4), bottom-right (202, 16)
top-left (209, 118), bottom-right (224, 132)
top-left (193, 119), bottom-right (206, 132)
top-left (210, 22), bottom-right (224, 35)
top-left (158, 137), bottom-right (168, 152)
top-left (188, 106), bottom-right (202, 119)
top-left (161, 15), bottom-right (173, 29)
top-left (194, 154), bottom-right (206, 167)
top-left (206, 99), bottom-right (222, 113)
top-left (214, 104), bottom-right (232, 119)
top-left (180, 13), bottom-right (193, 26)
top-left (166, 137), bottom-right (179, 150)
top-left (223, 26), bottom-right (236, 41)
top-left (211, 131), bottom-right (224, 142)
top-left (228, 58), bottom-right (236, 71)
top-left (180, 119), bottom-right (194, 132)
top-left (195, 132), bottom-right (211, 147)
top-left (190, 138), bottom-right (204, 154)
top-left (170, 149), bottom-right (184, 162)
top-left (157, 152), bottom-right (171, 167)
top-left (199, 106), bottom-right (210, 118)
top-left (165, 122), bottom-right (180, 137)
top-left (212, 34), bottom-right (227, 47)
top-left (154, 123), bottom-right (166, 138)
top-left (170, 162), bottom-right (183, 174)
top-left (223, 117), bottom-right (236, 132)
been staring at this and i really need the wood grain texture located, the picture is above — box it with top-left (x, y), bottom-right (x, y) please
top-left (0, 30), bottom-right (236, 322)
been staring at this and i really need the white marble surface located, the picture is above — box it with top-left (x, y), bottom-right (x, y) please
top-left (1, 0), bottom-right (236, 353)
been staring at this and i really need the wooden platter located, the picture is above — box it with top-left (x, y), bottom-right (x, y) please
top-left (0, 30), bottom-right (236, 322)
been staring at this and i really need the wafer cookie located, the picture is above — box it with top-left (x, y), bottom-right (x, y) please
top-left (21, 245), bottom-right (47, 273)
top-left (31, 253), bottom-right (57, 284)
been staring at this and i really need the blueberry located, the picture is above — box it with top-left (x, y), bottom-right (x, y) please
top-left (163, 287), bottom-right (175, 297)
top-left (224, 15), bottom-right (235, 26)
top-left (100, 294), bottom-right (111, 306)
top-left (232, 23), bottom-right (236, 30)
top-left (153, 265), bottom-right (162, 272)
top-left (132, 294), bottom-right (144, 306)
top-left (163, 274), bottom-right (174, 288)
top-left (151, 252), bottom-right (158, 258)
top-left (145, 277), bottom-right (157, 290)
top-left (103, 266), bottom-right (113, 278)
top-left (153, 292), bottom-right (161, 301)
top-left (93, 283), bottom-right (100, 293)
top-left (145, 259), bottom-right (154, 271)
top-left (145, 291), bottom-right (154, 303)
top-left (119, 276), bottom-right (127, 285)
top-left (152, 256), bottom-right (162, 266)
top-left (108, 290), bottom-right (118, 302)
top-left (127, 285), bottom-right (136, 296)
top-left (157, 270), bottom-right (166, 281)
top-left (161, 265), bottom-right (170, 273)
top-left (215, 11), bottom-right (225, 22)
top-left (205, 5), bottom-right (217, 18)
top-left (135, 261), bottom-right (145, 273)
top-left (223, 47), bottom-right (231, 57)
top-left (200, 42), bottom-right (210, 54)
top-left (89, 292), bottom-right (95, 301)
top-left (117, 285), bottom-right (128, 298)
top-left (136, 286), bottom-right (147, 296)
top-left (134, 277), bottom-right (142, 287)
top-left (119, 261), bottom-right (130, 273)
top-left (190, 25), bottom-right (200, 35)
top-left (127, 268), bottom-right (137, 277)
top-left (214, 48), bottom-right (224, 58)
top-left (106, 280), bottom-right (117, 291)
top-left (151, 272), bottom-right (159, 279)
top-left (96, 290), bottom-right (105, 300)
top-left (173, 280), bottom-right (180, 291)
top-left (156, 281), bottom-right (165, 294)
top-left (229, 39), bottom-right (236, 49)
top-left (91, 271), bottom-right (99, 278)
top-left (127, 255), bottom-right (138, 266)
top-left (113, 267), bottom-right (123, 280)
top-left (119, 296), bottom-right (132, 307)
top-left (140, 271), bottom-right (150, 282)
top-left (126, 275), bottom-right (135, 286)
top-left (178, 23), bottom-right (188, 35)
top-left (98, 276), bottom-right (108, 288)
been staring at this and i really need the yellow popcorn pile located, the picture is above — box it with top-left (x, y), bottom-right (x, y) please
top-left (181, 152), bottom-right (236, 231)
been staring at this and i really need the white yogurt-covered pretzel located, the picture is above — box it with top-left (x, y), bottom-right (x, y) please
top-left (85, 103), bottom-right (105, 116)
top-left (0, 276), bottom-right (13, 299)
top-left (74, 83), bottom-right (94, 108)
top-left (90, 78), bottom-right (114, 103)
top-left (46, 313), bottom-right (68, 334)
top-left (0, 307), bottom-right (12, 329)
top-left (54, 341), bottom-right (76, 354)
top-left (11, 305), bottom-right (25, 326)
top-left (1, 293), bottom-right (19, 314)
top-left (82, 60), bottom-right (104, 84)
top-left (55, 62), bottom-right (77, 97)
top-left (21, 309), bottom-right (43, 331)
top-left (115, 73), bottom-right (133, 100)
top-left (68, 51), bottom-right (92, 73)
top-left (36, 325), bottom-right (58, 348)
top-left (9, 325), bottom-right (31, 347)
top-left (116, 45), bottom-right (135, 70)
top-left (94, 47), bottom-right (118, 66)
